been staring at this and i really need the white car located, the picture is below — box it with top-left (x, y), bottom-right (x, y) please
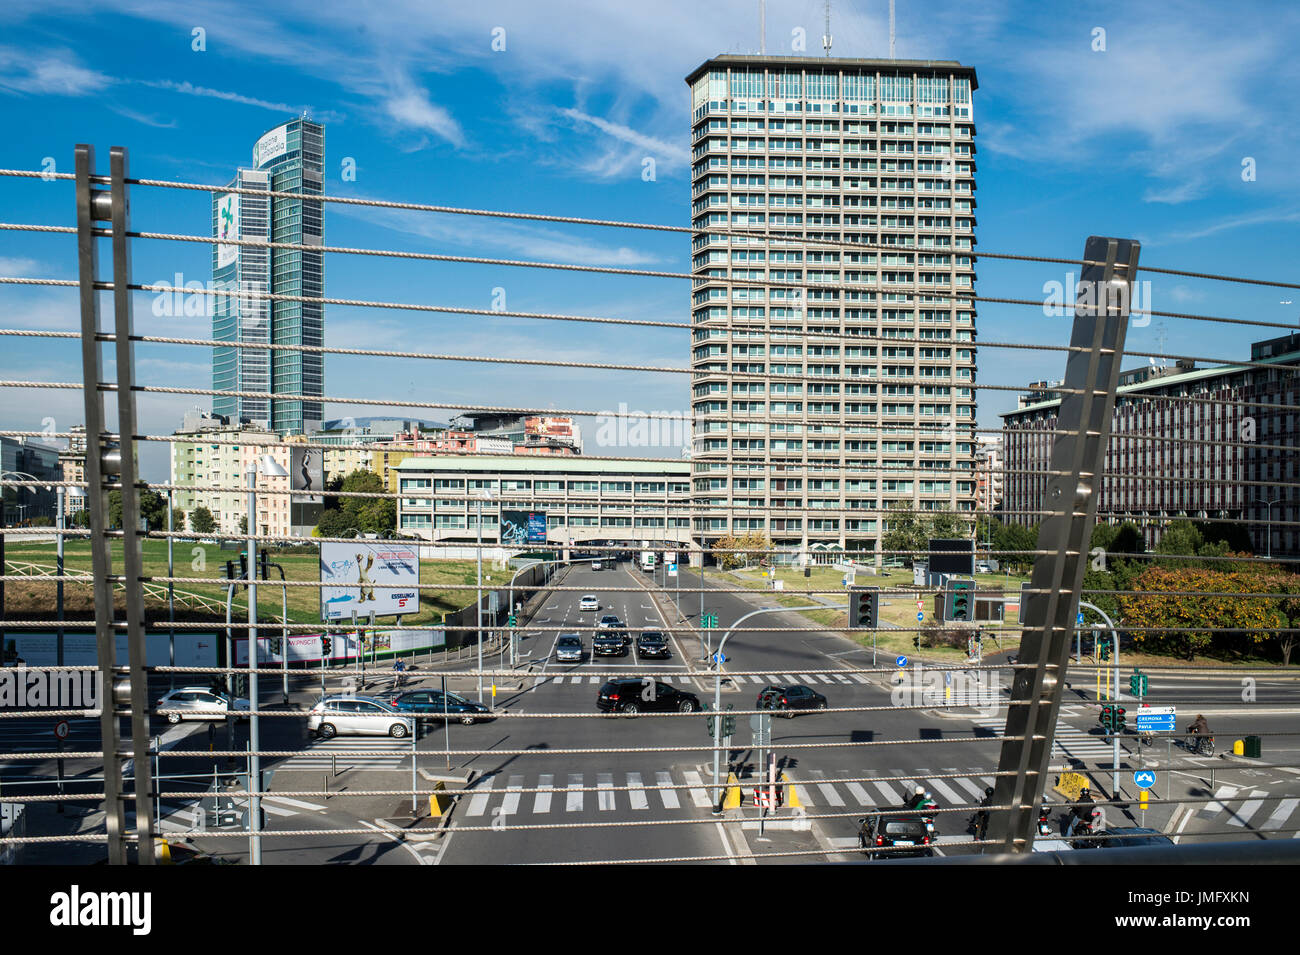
top-left (307, 695), bottom-right (414, 739)
top-left (156, 687), bottom-right (250, 724)
top-left (579, 595), bottom-right (600, 612)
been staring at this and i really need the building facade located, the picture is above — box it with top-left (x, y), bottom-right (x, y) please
top-left (212, 118), bottom-right (325, 435)
top-left (1001, 335), bottom-right (1300, 557)
top-left (395, 455), bottom-right (691, 547)
top-left (170, 422), bottom-right (291, 537)
top-left (0, 437), bottom-right (61, 524)
top-left (685, 55), bottom-right (979, 565)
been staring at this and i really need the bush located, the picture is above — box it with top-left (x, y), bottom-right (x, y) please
top-left (914, 626), bottom-right (970, 649)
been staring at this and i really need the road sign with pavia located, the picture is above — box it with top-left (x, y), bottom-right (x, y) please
top-left (1135, 705), bottom-right (1176, 732)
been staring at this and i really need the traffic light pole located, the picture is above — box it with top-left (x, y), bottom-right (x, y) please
top-left (1079, 600), bottom-right (1120, 796)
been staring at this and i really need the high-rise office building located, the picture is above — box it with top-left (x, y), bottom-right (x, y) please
top-left (212, 118), bottom-right (325, 435)
top-left (685, 55), bottom-right (979, 565)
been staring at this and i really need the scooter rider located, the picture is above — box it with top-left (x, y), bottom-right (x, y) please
top-left (1065, 787), bottom-right (1096, 839)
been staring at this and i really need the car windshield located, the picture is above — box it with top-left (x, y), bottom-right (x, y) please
top-left (559, 637), bottom-right (580, 646)
top-left (884, 822), bottom-right (924, 836)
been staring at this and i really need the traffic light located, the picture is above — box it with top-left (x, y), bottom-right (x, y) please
top-left (1129, 670), bottom-right (1148, 697)
top-left (849, 586), bottom-right (879, 629)
top-left (321, 635), bottom-right (332, 656)
top-left (946, 578), bottom-right (974, 622)
top-left (1098, 642), bottom-right (1111, 662)
top-left (1100, 704), bottom-right (1114, 732)
top-left (703, 702), bottom-right (715, 737)
top-left (258, 548), bottom-right (269, 581)
top-left (722, 704), bottom-right (736, 738)
top-left (1114, 706), bottom-right (1127, 734)
top-left (239, 551), bottom-right (248, 580)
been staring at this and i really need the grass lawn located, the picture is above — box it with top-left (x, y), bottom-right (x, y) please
top-left (3, 538), bottom-right (482, 626)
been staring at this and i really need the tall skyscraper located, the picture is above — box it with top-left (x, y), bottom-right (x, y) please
top-left (212, 118), bottom-right (325, 435)
top-left (685, 56), bottom-right (978, 565)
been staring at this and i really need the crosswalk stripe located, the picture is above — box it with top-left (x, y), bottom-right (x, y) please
top-left (831, 673), bottom-right (853, 684)
top-left (763, 676), bottom-right (778, 685)
top-left (850, 673), bottom-right (871, 683)
top-left (657, 771), bottom-right (680, 809)
top-left (589, 676), bottom-right (600, 684)
top-left (628, 772), bottom-right (649, 810)
top-left (465, 775), bottom-right (496, 817)
top-left (1203, 785), bottom-right (1238, 816)
top-left (779, 675), bottom-right (795, 684)
top-left (845, 782), bottom-right (872, 805)
top-left (1263, 798), bottom-right (1299, 831)
top-left (683, 770), bottom-right (712, 808)
top-left (597, 773), bottom-right (616, 811)
top-left (566, 774), bottom-right (584, 812)
top-left (873, 780), bottom-right (901, 803)
top-left (794, 674), bottom-right (814, 684)
top-left (953, 777), bottom-right (987, 800)
top-left (265, 796), bottom-right (327, 812)
top-left (534, 774), bottom-right (553, 814)
top-left (1226, 790), bottom-right (1268, 827)
top-left (927, 778), bottom-right (966, 805)
top-left (813, 674), bottom-right (835, 684)
top-left (817, 782), bottom-right (844, 806)
top-left (501, 776), bottom-right (523, 817)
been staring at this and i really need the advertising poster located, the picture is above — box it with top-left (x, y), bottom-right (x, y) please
top-left (216, 193), bottom-right (239, 269)
top-left (320, 541), bottom-right (420, 620)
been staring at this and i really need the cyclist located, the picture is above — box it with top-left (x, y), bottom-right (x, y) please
top-left (1188, 714), bottom-right (1212, 754)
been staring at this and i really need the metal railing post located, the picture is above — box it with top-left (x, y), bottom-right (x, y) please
top-left (987, 236), bottom-right (1140, 853)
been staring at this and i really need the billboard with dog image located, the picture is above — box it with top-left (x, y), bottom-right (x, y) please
top-left (320, 541), bottom-right (420, 620)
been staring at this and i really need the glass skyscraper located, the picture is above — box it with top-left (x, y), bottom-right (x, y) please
top-left (685, 55), bottom-right (978, 564)
top-left (212, 118), bottom-right (325, 435)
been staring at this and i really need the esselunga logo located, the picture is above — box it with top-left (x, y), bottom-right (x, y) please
top-left (0, 668), bottom-right (101, 710)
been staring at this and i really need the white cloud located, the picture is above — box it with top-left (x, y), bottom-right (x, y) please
top-left (559, 108), bottom-right (690, 171)
top-left (0, 257), bottom-right (44, 279)
top-left (0, 46), bottom-right (112, 96)
top-left (383, 83), bottom-right (465, 147)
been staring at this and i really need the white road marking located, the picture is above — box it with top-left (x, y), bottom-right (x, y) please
top-left (1263, 798), bottom-right (1299, 831)
top-left (683, 770), bottom-right (712, 808)
top-left (657, 771), bottom-right (680, 809)
top-left (795, 674), bottom-right (814, 684)
top-left (926, 778), bottom-right (966, 805)
top-left (953, 777), bottom-right (987, 800)
top-left (1225, 790), bottom-right (1268, 827)
top-left (779, 675), bottom-right (795, 684)
top-left (465, 774), bottom-right (496, 817)
top-left (566, 774), bottom-right (584, 812)
top-left (873, 780), bottom-right (902, 803)
top-left (597, 772), bottom-right (616, 811)
top-left (1203, 785), bottom-right (1239, 816)
top-left (533, 774), bottom-right (553, 814)
top-left (501, 776), bottom-right (523, 816)
top-left (850, 673), bottom-right (871, 684)
top-left (813, 674), bottom-right (836, 684)
top-left (816, 782), bottom-right (845, 806)
top-left (264, 796), bottom-right (328, 812)
top-left (845, 782), bottom-right (872, 805)
top-left (359, 820), bottom-right (429, 865)
top-left (628, 772), bottom-right (649, 810)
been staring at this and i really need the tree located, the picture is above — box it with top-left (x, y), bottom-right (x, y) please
top-left (172, 508), bottom-right (186, 533)
top-left (882, 508), bottom-right (928, 567)
top-left (107, 488), bottom-right (168, 530)
top-left (238, 515), bottom-right (248, 534)
top-left (928, 512), bottom-right (968, 540)
top-left (993, 521), bottom-right (1037, 574)
top-left (315, 508), bottom-right (354, 539)
top-left (190, 506), bottom-right (216, 535)
top-left (314, 469), bottom-right (395, 538)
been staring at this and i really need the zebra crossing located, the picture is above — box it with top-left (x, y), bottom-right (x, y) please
top-left (139, 793), bottom-right (325, 834)
top-left (530, 671), bottom-right (874, 689)
top-left (451, 764), bottom-right (1004, 821)
top-left (276, 737), bottom-right (412, 772)
top-left (1197, 785), bottom-right (1300, 834)
top-left (972, 712), bottom-right (1117, 760)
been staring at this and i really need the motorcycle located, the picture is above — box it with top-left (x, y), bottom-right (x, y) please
top-left (1185, 733), bottom-right (1215, 756)
top-left (1037, 805), bottom-right (1052, 836)
top-left (1066, 807), bottom-right (1101, 848)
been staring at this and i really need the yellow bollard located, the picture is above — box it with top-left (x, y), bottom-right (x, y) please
top-left (428, 780), bottom-right (448, 817)
top-left (1233, 739), bottom-right (1244, 756)
top-left (1140, 790), bottom-right (1149, 809)
top-left (724, 772), bottom-right (742, 809)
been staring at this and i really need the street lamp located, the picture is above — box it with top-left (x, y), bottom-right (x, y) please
top-left (246, 452), bottom-right (288, 867)
top-left (1253, 497), bottom-right (1282, 560)
top-left (474, 488), bottom-right (494, 703)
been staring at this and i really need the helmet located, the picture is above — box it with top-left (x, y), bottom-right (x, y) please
top-left (984, 787), bottom-right (994, 798)
top-left (1079, 787), bottom-right (1090, 798)
top-left (913, 785), bottom-right (925, 796)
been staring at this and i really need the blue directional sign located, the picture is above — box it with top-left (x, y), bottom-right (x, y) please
top-left (916, 612), bottom-right (924, 621)
top-left (1134, 706), bottom-right (1176, 732)
top-left (712, 652), bottom-right (728, 665)
top-left (1133, 770), bottom-right (1157, 789)
top-left (896, 655), bottom-right (908, 668)
top-left (1077, 611), bottom-right (1085, 625)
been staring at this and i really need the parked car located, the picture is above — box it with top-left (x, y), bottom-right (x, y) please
top-left (858, 811), bottom-right (934, 859)
top-left (636, 631), bottom-right (671, 659)
top-left (593, 631), bottom-right (629, 657)
top-left (555, 634), bottom-right (585, 663)
top-left (596, 678), bottom-right (699, 715)
top-left (756, 684), bottom-right (828, 717)
top-left (591, 560), bottom-right (603, 571)
top-left (597, 614), bottom-right (623, 630)
top-left (1096, 827), bottom-right (1174, 849)
top-left (156, 687), bottom-right (249, 724)
top-left (308, 695), bottom-right (414, 738)
top-left (389, 689), bottom-right (491, 725)
top-left (579, 595), bottom-right (600, 612)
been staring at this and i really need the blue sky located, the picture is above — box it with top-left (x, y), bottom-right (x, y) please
top-left (1, 0), bottom-right (1298, 481)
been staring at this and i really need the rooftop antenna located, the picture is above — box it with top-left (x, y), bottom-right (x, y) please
top-left (823, 0), bottom-right (833, 56)
top-left (760, 0), bottom-right (766, 54)
top-left (1154, 320), bottom-right (1169, 368)
top-left (890, 0), bottom-right (896, 58)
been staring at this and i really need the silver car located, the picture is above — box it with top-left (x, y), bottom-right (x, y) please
top-left (156, 687), bottom-right (250, 724)
top-left (579, 595), bottom-right (599, 612)
top-left (555, 634), bottom-right (585, 663)
top-left (308, 695), bottom-right (414, 739)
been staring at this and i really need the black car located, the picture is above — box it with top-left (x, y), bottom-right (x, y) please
top-left (636, 631), bottom-right (671, 659)
top-left (858, 812), bottom-right (934, 859)
top-left (1096, 827), bottom-right (1175, 849)
top-left (593, 631), bottom-right (629, 657)
top-left (597, 678), bottom-right (699, 715)
top-left (757, 684), bottom-right (828, 717)
top-left (390, 689), bottom-right (491, 725)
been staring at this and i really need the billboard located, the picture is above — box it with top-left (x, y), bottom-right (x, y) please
top-left (216, 193), bottom-right (239, 269)
top-left (501, 510), bottom-right (547, 546)
top-left (235, 628), bottom-right (445, 665)
top-left (290, 446), bottom-right (324, 530)
top-left (320, 542), bottom-right (420, 620)
top-left (253, 123), bottom-right (289, 167)
top-left (3, 631), bottom-right (219, 668)
top-left (929, 538), bottom-right (975, 575)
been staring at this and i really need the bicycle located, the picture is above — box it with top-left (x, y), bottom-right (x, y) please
top-left (1184, 733), bottom-right (1215, 756)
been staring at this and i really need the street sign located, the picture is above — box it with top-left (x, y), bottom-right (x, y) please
top-left (712, 652), bottom-right (728, 665)
top-left (1133, 770), bottom-right (1157, 789)
top-left (1135, 706), bottom-right (1176, 732)
top-left (896, 655), bottom-right (908, 668)
top-left (1077, 611), bottom-right (1085, 625)
top-left (53, 720), bottom-right (70, 741)
top-left (916, 611), bottom-right (924, 621)
top-left (668, 563), bottom-right (678, 577)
